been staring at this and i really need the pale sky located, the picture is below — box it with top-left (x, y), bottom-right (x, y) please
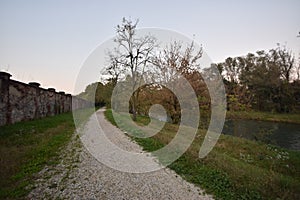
top-left (0, 0), bottom-right (299, 94)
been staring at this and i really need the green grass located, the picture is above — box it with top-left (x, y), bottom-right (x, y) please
top-left (105, 109), bottom-right (300, 200)
top-left (226, 110), bottom-right (300, 124)
top-left (0, 108), bottom-right (94, 199)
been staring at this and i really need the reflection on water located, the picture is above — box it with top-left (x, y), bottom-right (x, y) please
top-left (222, 119), bottom-right (300, 151)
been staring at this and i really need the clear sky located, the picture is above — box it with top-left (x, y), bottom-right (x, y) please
top-left (0, 0), bottom-right (299, 94)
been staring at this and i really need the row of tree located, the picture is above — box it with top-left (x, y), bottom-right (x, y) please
top-left (217, 45), bottom-right (300, 112)
top-left (78, 18), bottom-right (300, 123)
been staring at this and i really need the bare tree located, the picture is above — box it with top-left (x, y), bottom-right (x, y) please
top-left (151, 41), bottom-right (204, 123)
top-left (270, 44), bottom-right (295, 83)
top-left (107, 18), bottom-right (156, 120)
top-left (296, 56), bottom-right (300, 81)
top-left (152, 41), bottom-right (202, 82)
top-left (105, 52), bottom-right (126, 85)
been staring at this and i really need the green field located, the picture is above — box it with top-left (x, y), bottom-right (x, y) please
top-left (0, 108), bottom-right (94, 199)
top-left (105, 109), bottom-right (300, 200)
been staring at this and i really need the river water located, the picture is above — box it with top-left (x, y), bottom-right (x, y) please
top-left (222, 119), bottom-right (300, 151)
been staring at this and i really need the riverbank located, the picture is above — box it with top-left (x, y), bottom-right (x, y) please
top-left (105, 109), bottom-right (300, 199)
top-left (226, 110), bottom-right (300, 124)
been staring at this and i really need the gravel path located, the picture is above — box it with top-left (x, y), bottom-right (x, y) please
top-left (28, 109), bottom-right (213, 199)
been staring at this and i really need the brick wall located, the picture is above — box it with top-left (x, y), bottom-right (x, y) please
top-left (0, 71), bottom-right (92, 126)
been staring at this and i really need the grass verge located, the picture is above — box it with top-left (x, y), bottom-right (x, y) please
top-left (226, 110), bottom-right (300, 124)
top-left (105, 109), bottom-right (300, 200)
top-left (0, 108), bottom-right (95, 199)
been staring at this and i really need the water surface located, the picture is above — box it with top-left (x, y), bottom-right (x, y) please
top-left (222, 119), bottom-right (300, 151)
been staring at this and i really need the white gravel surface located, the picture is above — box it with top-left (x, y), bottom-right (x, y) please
top-left (28, 109), bottom-right (213, 199)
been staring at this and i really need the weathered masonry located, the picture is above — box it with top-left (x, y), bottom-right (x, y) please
top-left (0, 71), bottom-right (92, 126)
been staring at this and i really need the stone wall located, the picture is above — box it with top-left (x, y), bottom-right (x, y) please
top-left (0, 71), bottom-right (92, 126)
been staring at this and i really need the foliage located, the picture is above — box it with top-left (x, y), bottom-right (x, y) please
top-left (99, 18), bottom-right (300, 200)
top-left (78, 81), bottom-right (114, 107)
top-left (149, 41), bottom-right (206, 123)
top-left (217, 45), bottom-right (298, 113)
top-left (92, 18), bottom-right (299, 122)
